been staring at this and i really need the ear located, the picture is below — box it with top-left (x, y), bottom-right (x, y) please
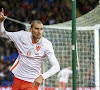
top-left (30, 28), bottom-right (32, 32)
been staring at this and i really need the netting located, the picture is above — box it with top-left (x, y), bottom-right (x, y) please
top-left (40, 26), bottom-right (99, 90)
top-left (39, 4), bottom-right (100, 89)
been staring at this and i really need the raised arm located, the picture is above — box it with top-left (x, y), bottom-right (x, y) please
top-left (0, 8), bottom-right (7, 37)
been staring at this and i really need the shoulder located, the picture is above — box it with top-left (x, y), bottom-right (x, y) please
top-left (61, 68), bottom-right (66, 72)
top-left (19, 30), bottom-right (31, 35)
top-left (66, 68), bottom-right (72, 73)
top-left (60, 68), bottom-right (69, 73)
top-left (15, 30), bottom-right (25, 34)
top-left (17, 30), bottom-right (31, 37)
top-left (42, 37), bottom-right (52, 45)
top-left (41, 37), bottom-right (53, 52)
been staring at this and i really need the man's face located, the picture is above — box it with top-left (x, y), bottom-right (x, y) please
top-left (30, 23), bottom-right (43, 39)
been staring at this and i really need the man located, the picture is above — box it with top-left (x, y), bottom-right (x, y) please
top-left (57, 67), bottom-right (72, 90)
top-left (0, 8), bottom-right (60, 90)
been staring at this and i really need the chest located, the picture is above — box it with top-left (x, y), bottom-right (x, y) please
top-left (19, 36), bottom-right (45, 57)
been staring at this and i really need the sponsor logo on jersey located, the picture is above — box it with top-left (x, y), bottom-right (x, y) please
top-left (35, 53), bottom-right (39, 55)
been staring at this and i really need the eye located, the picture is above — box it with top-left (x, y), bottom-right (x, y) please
top-left (41, 28), bottom-right (43, 30)
top-left (35, 28), bottom-right (39, 30)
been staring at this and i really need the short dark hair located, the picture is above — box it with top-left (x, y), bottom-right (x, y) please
top-left (31, 20), bottom-right (43, 28)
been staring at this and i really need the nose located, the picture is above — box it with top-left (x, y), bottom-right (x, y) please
top-left (38, 29), bottom-right (42, 34)
top-left (38, 29), bottom-right (41, 32)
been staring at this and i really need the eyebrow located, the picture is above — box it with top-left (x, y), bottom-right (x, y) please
top-left (35, 27), bottom-right (43, 29)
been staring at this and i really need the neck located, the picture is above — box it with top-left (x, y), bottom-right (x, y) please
top-left (32, 36), bottom-right (40, 43)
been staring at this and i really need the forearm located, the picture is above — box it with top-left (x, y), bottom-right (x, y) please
top-left (42, 59), bottom-right (60, 79)
top-left (0, 22), bottom-right (9, 38)
top-left (0, 22), bottom-right (5, 34)
top-left (42, 64), bottom-right (60, 79)
top-left (0, 9), bottom-right (9, 38)
top-left (43, 42), bottom-right (60, 79)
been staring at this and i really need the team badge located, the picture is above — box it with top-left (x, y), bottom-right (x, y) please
top-left (36, 46), bottom-right (40, 52)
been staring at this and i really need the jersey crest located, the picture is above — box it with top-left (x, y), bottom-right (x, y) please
top-left (36, 46), bottom-right (40, 52)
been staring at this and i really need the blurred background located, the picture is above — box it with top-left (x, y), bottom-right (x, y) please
top-left (0, 0), bottom-right (99, 89)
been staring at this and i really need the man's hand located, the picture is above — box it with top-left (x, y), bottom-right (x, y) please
top-left (32, 75), bottom-right (44, 88)
top-left (0, 8), bottom-right (5, 23)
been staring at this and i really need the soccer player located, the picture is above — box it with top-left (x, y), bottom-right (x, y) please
top-left (0, 8), bottom-right (60, 90)
top-left (57, 67), bottom-right (72, 90)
